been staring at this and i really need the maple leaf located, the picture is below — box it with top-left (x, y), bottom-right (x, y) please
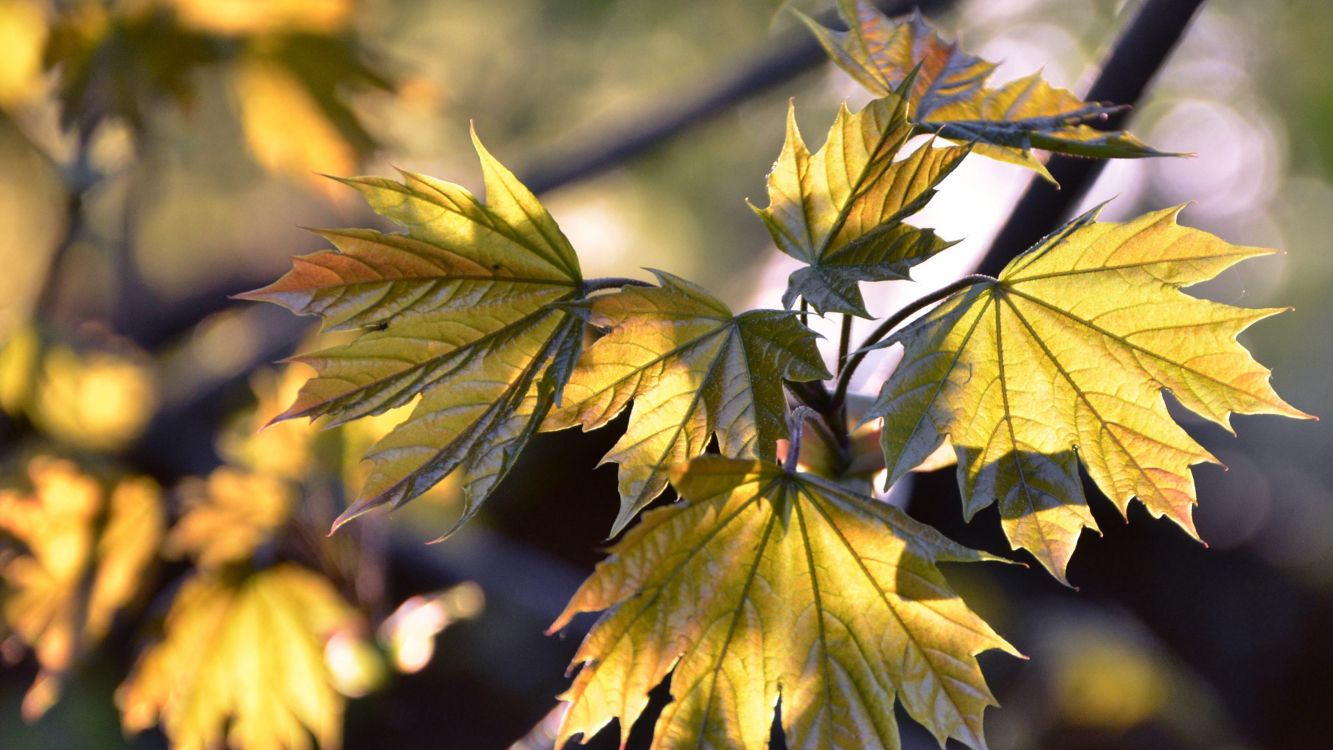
top-left (544, 272), bottom-right (829, 534)
top-left (0, 457), bottom-right (163, 719)
top-left (118, 564), bottom-right (362, 750)
top-left (552, 455), bottom-right (1018, 750)
top-left (241, 129), bottom-right (587, 537)
top-left (800, 0), bottom-right (1167, 182)
top-left (165, 468), bottom-right (293, 570)
top-left (867, 206), bottom-right (1313, 583)
top-left (750, 92), bottom-right (968, 316)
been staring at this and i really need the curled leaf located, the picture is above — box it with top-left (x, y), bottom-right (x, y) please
top-left (801, 1), bottom-right (1169, 181)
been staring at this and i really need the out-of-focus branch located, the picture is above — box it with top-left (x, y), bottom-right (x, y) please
top-left (31, 123), bottom-right (98, 321)
top-left (975, 0), bottom-right (1208, 276)
top-left (519, 0), bottom-right (949, 195)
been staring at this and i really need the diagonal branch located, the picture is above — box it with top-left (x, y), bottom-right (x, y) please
top-left (519, 0), bottom-right (949, 195)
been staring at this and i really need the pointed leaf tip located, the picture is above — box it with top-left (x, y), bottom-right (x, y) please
top-left (806, 0), bottom-right (1169, 172)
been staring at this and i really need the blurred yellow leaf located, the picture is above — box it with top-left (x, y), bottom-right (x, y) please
top-left (0, 0), bottom-right (47, 107)
top-left (118, 564), bottom-right (362, 750)
top-left (0, 457), bottom-right (163, 719)
top-left (167, 0), bottom-right (351, 36)
top-left (232, 58), bottom-right (357, 197)
top-left (32, 342), bottom-right (159, 451)
top-left (166, 468), bottom-right (293, 570)
top-left (0, 325), bottom-right (41, 416)
top-left (44, 1), bottom-right (219, 134)
top-left (218, 365), bottom-right (319, 482)
top-left (1053, 635), bottom-right (1168, 730)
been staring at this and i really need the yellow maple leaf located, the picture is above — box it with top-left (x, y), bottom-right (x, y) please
top-left (553, 456), bottom-right (1017, 750)
top-left (801, 1), bottom-right (1169, 182)
top-left (0, 457), bottom-right (163, 719)
top-left (118, 564), bottom-right (363, 750)
top-left (869, 206), bottom-right (1312, 583)
top-left (166, 468), bottom-right (293, 570)
top-left (544, 272), bottom-right (829, 534)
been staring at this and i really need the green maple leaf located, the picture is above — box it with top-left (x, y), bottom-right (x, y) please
top-left (240, 129), bottom-right (585, 536)
top-left (551, 455), bottom-right (1018, 750)
top-left (800, 1), bottom-right (1168, 182)
top-left (118, 565), bottom-right (362, 750)
top-left (544, 272), bottom-right (829, 534)
top-left (867, 206), bottom-right (1313, 583)
top-left (750, 92), bottom-right (968, 316)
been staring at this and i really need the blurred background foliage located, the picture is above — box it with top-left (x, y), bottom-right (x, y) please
top-left (0, 0), bottom-right (1329, 748)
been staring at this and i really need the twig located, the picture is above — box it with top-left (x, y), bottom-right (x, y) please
top-left (836, 313), bottom-right (853, 372)
top-left (32, 124), bottom-right (98, 321)
top-left (831, 274), bottom-right (994, 409)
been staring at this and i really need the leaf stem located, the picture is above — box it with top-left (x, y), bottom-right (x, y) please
top-left (784, 405), bottom-right (817, 472)
top-left (831, 274), bottom-right (994, 409)
top-left (799, 298), bottom-right (809, 327)
top-left (836, 313), bottom-right (853, 373)
top-left (581, 276), bottom-right (654, 294)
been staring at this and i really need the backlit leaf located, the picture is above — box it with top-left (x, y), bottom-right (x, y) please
top-left (118, 565), bottom-right (362, 750)
top-left (544, 272), bottom-right (829, 534)
top-left (801, 1), bottom-right (1167, 181)
top-left (0, 0), bottom-right (46, 108)
top-left (552, 455), bottom-right (1017, 749)
top-left (867, 206), bottom-right (1312, 583)
top-left (166, 468), bottom-right (293, 570)
top-left (167, 0), bottom-right (352, 36)
top-left (0, 457), bottom-right (163, 719)
top-left (750, 93), bottom-right (967, 316)
top-left (242, 130), bottom-right (587, 537)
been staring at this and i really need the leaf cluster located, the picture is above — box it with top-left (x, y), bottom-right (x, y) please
top-left (238, 2), bottom-right (1312, 746)
top-left (11, 1), bottom-right (1294, 748)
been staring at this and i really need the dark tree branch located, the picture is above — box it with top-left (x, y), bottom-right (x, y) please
top-left (976, 0), bottom-right (1208, 276)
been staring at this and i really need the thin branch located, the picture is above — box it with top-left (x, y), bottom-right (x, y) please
top-left (831, 274), bottom-right (994, 409)
top-left (976, 0), bottom-right (1208, 275)
top-left (32, 123), bottom-right (98, 320)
